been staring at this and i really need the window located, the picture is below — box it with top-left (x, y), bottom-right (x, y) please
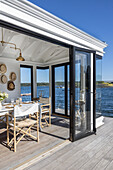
top-left (37, 67), bottom-right (49, 98)
top-left (20, 65), bottom-right (33, 101)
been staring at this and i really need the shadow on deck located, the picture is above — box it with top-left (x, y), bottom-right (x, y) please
top-left (0, 115), bottom-right (69, 170)
top-left (25, 117), bottom-right (113, 170)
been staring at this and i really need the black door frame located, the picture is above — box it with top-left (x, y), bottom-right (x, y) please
top-left (52, 62), bottom-right (70, 117)
top-left (69, 46), bottom-right (75, 142)
top-left (69, 46), bottom-right (96, 141)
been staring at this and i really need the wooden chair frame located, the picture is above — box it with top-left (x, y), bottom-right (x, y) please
top-left (40, 104), bottom-right (51, 129)
top-left (7, 112), bottom-right (39, 152)
top-left (0, 112), bottom-right (9, 124)
top-left (0, 116), bottom-right (6, 124)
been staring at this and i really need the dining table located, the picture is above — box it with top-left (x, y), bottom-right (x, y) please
top-left (0, 102), bottom-right (42, 130)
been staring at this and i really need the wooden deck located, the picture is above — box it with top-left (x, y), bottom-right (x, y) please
top-left (1, 117), bottom-right (113, 170)
top-left (0, 115), bottom-right (69, 170)
top-left (23, 117), bottom-right (113, 170)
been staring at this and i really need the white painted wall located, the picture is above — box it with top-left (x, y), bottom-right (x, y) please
top-left (0, 59), bottom-right (20, 102)
top-left (0, 58), bottom-right (38, 102)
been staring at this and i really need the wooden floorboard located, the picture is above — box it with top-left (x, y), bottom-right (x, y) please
top-left (0, 116), bottom-right (69, 170)
top-left (25, 117), bottom-right (113, 170)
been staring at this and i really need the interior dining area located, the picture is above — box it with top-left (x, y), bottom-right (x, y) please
top-left (0, 26), bottom-right (70, 169)
top-left (0, 25), bottom-right (105, 158)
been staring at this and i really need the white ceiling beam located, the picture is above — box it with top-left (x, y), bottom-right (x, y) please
top-left (34, 44), bottom-right (56, 60)
top-left (44, 48), bottom-right (67, 62)
top-left (28, 41), bottom-right (44, 61)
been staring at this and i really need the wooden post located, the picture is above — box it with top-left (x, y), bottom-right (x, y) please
top-left (29, 114), bottom-right (31, 134)
top-left (6, 114), bottom-right (9, 145)
top-left (37, 112), bottom-right (39, 142)
top-left (14, 117), bottom-right (16, 152)
top-left (49, 65), bottom-right (52, 114)
top-left (49, 105), bottom-right (51, 126)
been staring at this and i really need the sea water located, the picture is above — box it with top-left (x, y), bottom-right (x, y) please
top-left (21, 86), bottom-right (113, 117)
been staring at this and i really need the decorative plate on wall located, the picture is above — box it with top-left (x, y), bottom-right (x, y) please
top-left (0, 74), bottom-right (7, 84)
top-left (7, 81), bottom-right (15, 91)
top-left (9, 72), bottom-right (17, 81)
top-left (0, 64), bottom-right (7, 73)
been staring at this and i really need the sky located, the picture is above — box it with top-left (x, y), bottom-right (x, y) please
top-left (21, 67), bottom-right (31, 83)
top-left (26, 0), bottom-right (113, 81)
top-left (37, 69), bottom-right (49, 83)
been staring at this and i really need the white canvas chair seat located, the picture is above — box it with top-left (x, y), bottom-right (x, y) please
top-left (7, 103), bottom-right (39, 152)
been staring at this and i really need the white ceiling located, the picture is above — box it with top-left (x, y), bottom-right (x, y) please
top-left (0, 27), bottom-right (69, 64)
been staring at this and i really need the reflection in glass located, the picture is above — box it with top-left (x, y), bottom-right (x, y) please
top-left (68, 65), bottom-right (70, 115)
top-left (55, 66), bottom-right (65, 114)
top-left (75, 51), bottom-right (91, 137)
top-left (37, 68), bottom-right (49, 98)
top-left (96, 57), bottom-right (102, 118)
top-left (20, 67), bottom-right (32, 101)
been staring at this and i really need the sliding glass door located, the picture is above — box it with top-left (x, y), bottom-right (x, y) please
top-left (52, 64), bottom-right (69, 116)
top-left (55, 66), bottom-right (65, 114)
top-left (75, 51), bottom-right (91, 138)
top-left (70, 47), bottom-right (95, 141)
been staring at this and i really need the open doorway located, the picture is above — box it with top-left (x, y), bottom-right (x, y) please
top-left (0, 26), bottom-right (70, 160)
top-left (36, 66), bottom-right (69, 142)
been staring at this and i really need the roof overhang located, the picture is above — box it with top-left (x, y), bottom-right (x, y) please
top-left (0, 0), bottom-right (107, 57)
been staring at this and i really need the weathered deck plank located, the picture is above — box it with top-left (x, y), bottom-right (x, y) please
top-left (25, 117), bottom-right (113, 170)
top-left (0, 116), bottom-right (69, 170)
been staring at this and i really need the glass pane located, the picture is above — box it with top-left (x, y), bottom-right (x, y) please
top-left (68, 65), bottom-right (70, 115)
top-left (20, 67), bottom-right (32, 101)
top-left (37, 69), bottom-right (49, 98)
top-left (55, 66), bottom-right (65, 114)
top-left (75, 51), bottom-right (91, 138)
top-left (96, 57), bottom-right (102, 118)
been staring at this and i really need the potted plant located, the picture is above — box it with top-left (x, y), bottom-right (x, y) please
top-left (0, 92), bottom-right (8, 108)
